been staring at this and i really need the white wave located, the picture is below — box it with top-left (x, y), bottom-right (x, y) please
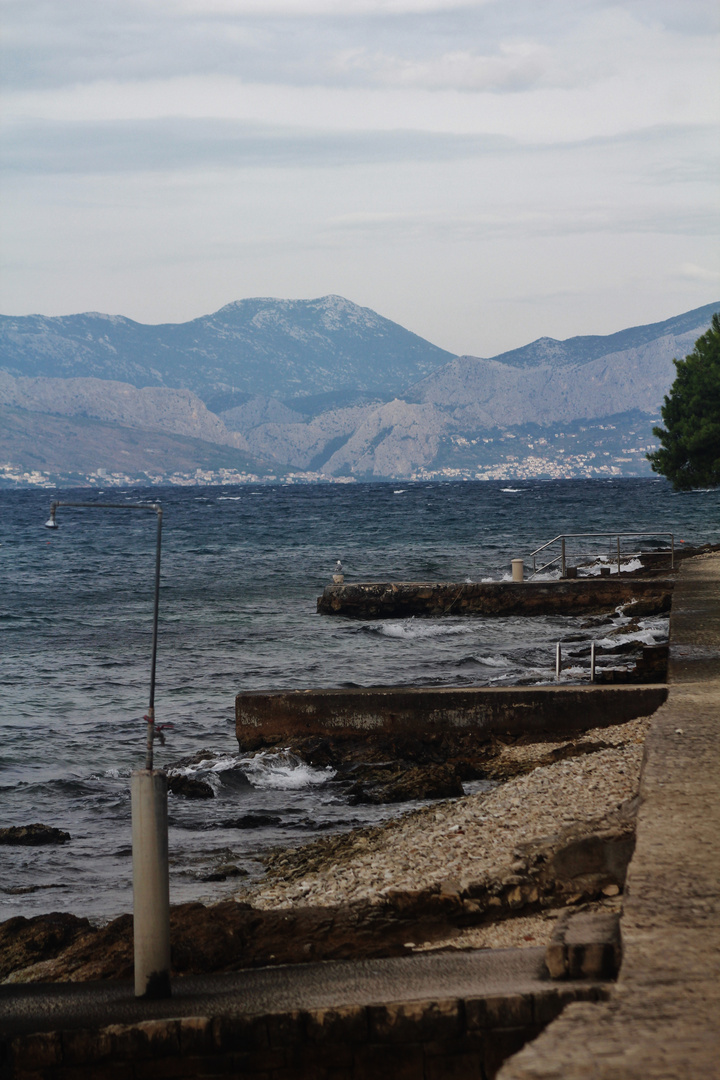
top-left (476, 655), bottom-right (511, 668)
top-left (501, 487), bottom-right (522, 493)
top-left (597, 628), bottom-right (666, 648)
top-left (393, 489), bottom-right (406, 494)
top-left (376, 620), bottom-right (467, 639)
top-left (584, 557), bottom-right (644, 576)
top-left (240, 750), bottom-right (334, 790)
top-left (217, 496), bottom-right (242, 501)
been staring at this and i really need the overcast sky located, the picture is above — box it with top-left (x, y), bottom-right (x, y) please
top-left (1, 0), bottom-right (718, 356)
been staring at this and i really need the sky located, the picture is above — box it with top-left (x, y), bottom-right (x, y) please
top-left (1, 0), bottom-right (718, 357)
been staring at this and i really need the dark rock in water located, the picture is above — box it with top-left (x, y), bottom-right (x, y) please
top-left (0, 823), bottom-right (70, 846)
top-left (167, 775), bottom-right (214, 799)
top-left (200, 862), bottom-right (249, 882)
top-left (222, 814), bottom-right (283, 829)
top-left (348, 763), bottom-right (465, 804)
top-left (0, 911), bottom-right (90, 980)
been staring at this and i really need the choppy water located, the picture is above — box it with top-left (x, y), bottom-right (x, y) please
top-left (1, 478), bottom-right (718, 922)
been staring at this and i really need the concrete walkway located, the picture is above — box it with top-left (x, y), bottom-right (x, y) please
top-left (0, 948), bottom-right (572, 1038)
top-left (498, 552), bottom-right (720, 1080)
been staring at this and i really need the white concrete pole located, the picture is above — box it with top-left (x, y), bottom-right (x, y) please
top-left (511, 559), bottom-right (524, 582)
top-left (131, 770), bottom-right (171, 998)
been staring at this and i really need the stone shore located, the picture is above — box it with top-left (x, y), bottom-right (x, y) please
top-left (242, 715), bottom-right (649, 920)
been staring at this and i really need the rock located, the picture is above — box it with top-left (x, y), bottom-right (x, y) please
top-left (200, 863), bottom-right (248, 882)
top-left (0, 823), bottom-right (70, 845)
top-left (348, 763), bottom-right (465, 804)
top-left (167, 775), bottom-right (214, 799)
top-left (222, 814), bottom-right (282, 829)
top-left (0, 912), bottom-right (90, 980)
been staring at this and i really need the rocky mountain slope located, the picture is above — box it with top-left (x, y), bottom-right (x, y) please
top-left (0, 372), bottom-right (249, 449)
top-left (0, 295), bottom-right (454, 409)
top-left (1, 298), bottom-right (717, 484)
top-left (222, 302), bottom-right (718, 479)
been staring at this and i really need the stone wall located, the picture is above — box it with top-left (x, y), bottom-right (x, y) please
top-left (6, 985), bottom-right (609, 1080)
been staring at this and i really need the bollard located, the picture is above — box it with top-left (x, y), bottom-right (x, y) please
top-left (131, 770), bottom-right (171, 998)
top-left (511, 559), bottom-right (524, 582)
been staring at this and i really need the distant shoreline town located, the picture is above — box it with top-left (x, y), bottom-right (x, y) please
top-left (0, 449), bottom-right (655, 490)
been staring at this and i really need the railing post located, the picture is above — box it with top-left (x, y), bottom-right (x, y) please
top-left (617, 535), bottom-right (621, 575)
top-left (556, 642), bottom-right (562, 679)
top-left (561, 538), bottom-right (566, 577)
top-left (590, 642), bottom-right (596, 683)
top-left (671, 535), bottom-right (675, 570)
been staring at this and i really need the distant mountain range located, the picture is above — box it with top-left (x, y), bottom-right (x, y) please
top-left (0, 295), bottom-right (454, 413)
top-left (0, 297), bottom-right (717, 485)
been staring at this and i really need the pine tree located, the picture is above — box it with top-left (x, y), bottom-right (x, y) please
top-left (647, 312), bottom-right (720, 490)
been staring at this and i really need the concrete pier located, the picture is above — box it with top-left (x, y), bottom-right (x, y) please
top-left (235, 684), bottom-right (668, 753)
top-left (317, 578), bottom-right (674, 619)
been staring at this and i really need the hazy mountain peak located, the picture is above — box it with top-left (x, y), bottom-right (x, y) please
top-left (491, 302), bottom-right (719, 368)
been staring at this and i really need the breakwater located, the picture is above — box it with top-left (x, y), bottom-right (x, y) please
top-left (235, 685), bottom-right (667, 755)
top-left (317, 578), bottom-right (674, 619)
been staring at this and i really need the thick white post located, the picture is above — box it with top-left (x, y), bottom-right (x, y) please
top-left (511, 559), bottom-right (524, 582)
top-left (131, 770), bottom-right (171, 998)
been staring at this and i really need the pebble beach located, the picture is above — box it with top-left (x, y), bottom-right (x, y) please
top-left (241, 714), bottom-right (651, 949)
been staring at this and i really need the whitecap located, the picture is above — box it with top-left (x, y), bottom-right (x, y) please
top-left (501, 487), bottom-right (522, 493)
top-left (375, 621), bottom-right (467, 640)
top-left (239, 750), bottom-right (334, 790)
top-left (584, 556), bottom-right (644, 576)
top-left (393, 489), bottom-right (406, 494)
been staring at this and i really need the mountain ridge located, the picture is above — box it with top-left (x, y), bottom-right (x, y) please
top-left (1, 297), bottom-right (718, 485)
top-left (0, 295), bottom-right (454, 406)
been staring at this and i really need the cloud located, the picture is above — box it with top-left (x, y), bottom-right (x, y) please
top-left (179, 0), bottom-right (494, 11)
top-left (0, 118), bottom-right (512, 174)
top-left (678, 263), bottom-right (720, 282)
top-left (332, 41), bottom-right (553, 93)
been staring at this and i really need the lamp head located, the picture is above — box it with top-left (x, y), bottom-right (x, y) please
top-left (45, 504), bottom-right (58, 529)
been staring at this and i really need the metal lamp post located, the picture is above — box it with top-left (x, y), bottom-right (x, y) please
top-left (45, 500), bottom-right (171, 999)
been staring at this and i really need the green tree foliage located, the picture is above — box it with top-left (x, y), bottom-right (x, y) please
top-left (647, 312), bottom-right (720, 490)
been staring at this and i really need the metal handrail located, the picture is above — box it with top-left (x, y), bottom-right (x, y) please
top-left (529, 532), bottom-right (674, 578)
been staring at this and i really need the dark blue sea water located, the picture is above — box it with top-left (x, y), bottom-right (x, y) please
top-left (2, 478), bottom-right (718, 922)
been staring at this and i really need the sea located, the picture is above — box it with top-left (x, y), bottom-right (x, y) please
top-left (2, 478), bottom-right (719, 924)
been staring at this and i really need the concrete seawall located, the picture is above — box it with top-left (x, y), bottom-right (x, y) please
top-left (235, 685), bottom-right (668, 753)
top-left (317, 578), bottom-right (674, 619)
top-left (497, 551), bottom-right (720, 1080)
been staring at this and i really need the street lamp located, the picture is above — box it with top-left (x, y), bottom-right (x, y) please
top-left (45, 500), bottom-right (171, 999)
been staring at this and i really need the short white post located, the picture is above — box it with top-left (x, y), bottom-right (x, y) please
top-left (590, 642), bottom-right (596, 683)
top-left (131, 770), bottom-right (171, 998)
top-left (511, 558), bottom-right (524, 582)
top-left (555, 642), bottom-right (562, 680)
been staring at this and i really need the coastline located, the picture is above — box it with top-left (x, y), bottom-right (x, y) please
top-left (1, 713), bottom-right (649, 984)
